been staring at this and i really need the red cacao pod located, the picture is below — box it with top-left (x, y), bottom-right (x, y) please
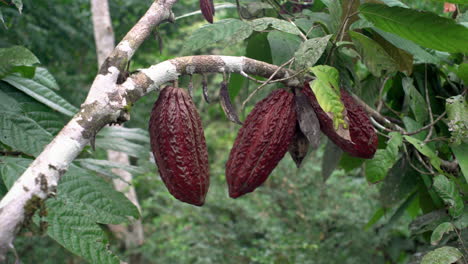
top-left (199, 0), bottom-right (215, 23)
top-left (149, 86), bottom-right (210, 206)
top-left (226, 89), bottom-right (296, 198)
top-left (302, 82), bottom-right (378, 159)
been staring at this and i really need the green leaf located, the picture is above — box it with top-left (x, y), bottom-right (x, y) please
top-left (308, 65), bottom-right (349, 136)
top-left (364, 207), bottom-right (386, 230)
top-left (379, 158), bottom-right (420, 207)
top-left (46, 199), bottom-right (121, 264)
top-left (402, 77), bottom-right (427, 123)
top-left (359, 4), bottom-right (468, 53)
top-left (430, 222), bottom-right (455, 246)
top-left (421, 247), bottom-right (463, 264)
top-left (451, 143), bottom-right (468, 184)
top-left (98, 126), bottom-right (150, 144)
top-left (184, 19), bottom-right (253, 52)
top-left (0, 89), bottom-right (23, 113)
top-left (0, 82), bottom-right (66, 134)
top-left (321, 0), bottom-right (341, 33)
top-left (446, 95), bottom-right (468, 145)
top-left (33, 67), bottom-right (60, 90)
top-left (0, 111), bottom-right (52, 156)
top-left (349, 31), bottom-right (397, 77)
top-left (403, 117), bottom-right (427, 141)
top-left (294, 35), bottom-right (332, 69)
top-left (433, 175), bottom-right (464, 218)
top-left (372, 28), bottom-right (440, 64)
top-left (456, 63), bottom-right (468, 84)
top-left (300, 10), bottom-right (333, 33)
top-left (364, 132), bottom-right (402, 183)
top-left (75, 158), bottom-right (145, 176)
top-left (95, 136), bottom-right (148, 158)
top-left (410, 210), bottom-right (451, 235)
top-left (0, 46), bottom-right (39, 79)
top-left (372, 30), bottom-right (413, 75)
top-left (267, 31), bottom-right (301, 65)
top-left (3, 73), bottom-right (78, 116)
top-left (404, 135), bottom-right (442, 172)
top-left (250, 17), bottom-right (302, 35)
top-left (60, 165), bottom-right (140, 223)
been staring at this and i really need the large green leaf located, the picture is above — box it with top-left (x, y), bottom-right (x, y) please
top-left (359, 4), bottom-right (468, 53)
top-left (350, 31), bottom-right (397, 77)
top-left (421, 246), bottom-right (463, 264)
top-left (404, 135), bottom-right (442, 172)
top-left (371, 28), bottom-right (440, 64)
top-left (46, 199), bottom-right (121, 264)
top-left (379, 158), bottom-right (420, 207)
top-left (430, 222), bottom-right (455, 246)
top-left (0, 46), bottom-right (39, 79)
top-left (364, 132), bottom-right (402, 183)
top-left (294, 35), bottom-right (332, 69)
top-left (3, 72), bottom-right (78, 116)
top-left (433, 175), bottom-right (464, 218)
top-left (308, 65), bottom-right (348, 133)
top-left (267, 31), bottom-right (301, 65)
top-left (0, 111), bottom-right (52, 156)
top-left (372, 30), bottom-right (413, 75)
top-left (402, 77), bottom-right (427, 124)
top-left (0, 81), bottom-right (66, 134)
top-left (250, 17), bottom-right (302, 35)
top-left (184, 19), bottom-right (253, 52)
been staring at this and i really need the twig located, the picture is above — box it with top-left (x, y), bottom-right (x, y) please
top-left (405, 112), bottom-right (446, 136)
top-left (286, 17), bottom-right (307, 41)
top-left (241, 57), bottom-right (295, 110)
top-left (376, 75), bottom-right (391, 112)
top-left (424, 65), bottom-right (435, 142)
top-left (403, 145), bottom-right (435, 175)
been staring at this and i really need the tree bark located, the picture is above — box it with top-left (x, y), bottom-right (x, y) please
top-left (91, 0), bottom-right (144, 259)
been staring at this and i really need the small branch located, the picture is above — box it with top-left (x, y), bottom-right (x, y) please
top-left (424, 65), bottom-right (435, 142)
top-left (241, 57), bottom-right (295, 110)
top-left (405, 112), bottom-right (446, 136)
top-left (376, 75), bottom-right (391, 112)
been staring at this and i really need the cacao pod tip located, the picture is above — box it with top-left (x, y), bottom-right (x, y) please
top-left (200, 0), bottom-right (214, 23)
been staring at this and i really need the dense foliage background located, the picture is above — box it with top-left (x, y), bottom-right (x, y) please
top-left (0, 0), bottom-right (466, 263)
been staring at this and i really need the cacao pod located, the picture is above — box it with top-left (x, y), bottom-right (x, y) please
top-left (199, 0), bottom-right (215, 23)
top-left (226, 89), bottom-right (296, 198)
top-left (302, 82), bottom-right (377, 158)
top-left (149, 86), bottom-right (210, 206)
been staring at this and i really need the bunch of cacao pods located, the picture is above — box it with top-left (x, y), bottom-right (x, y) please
top-left (149, 82), bottom-right (377, 206)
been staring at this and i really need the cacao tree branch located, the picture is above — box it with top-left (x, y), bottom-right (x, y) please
top-left (91, 0), bottom-right (145, 255)
top-left (0, 55), bottom-right (298, 259)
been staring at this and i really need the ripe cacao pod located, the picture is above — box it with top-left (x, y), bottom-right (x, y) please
top-left (302, 82), bottom-right (378, 158)
top-left (199, 0), bottom-right (215, 23)
top-left (149, 86), bottom-right (209, 206)
top-left (226, 89), bottom-right (296, 198)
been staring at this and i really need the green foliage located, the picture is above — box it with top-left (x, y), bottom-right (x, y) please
top-left (421, 246), bottom-right (463, 264)
top-left (1, 0), bottom-right (467, 263)
top-left (0, 46), bottom-right (39, 78)
top-left (364, 132), bottom-right (402, 183)
top-left (359, 3), bottom-right (468, 53)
